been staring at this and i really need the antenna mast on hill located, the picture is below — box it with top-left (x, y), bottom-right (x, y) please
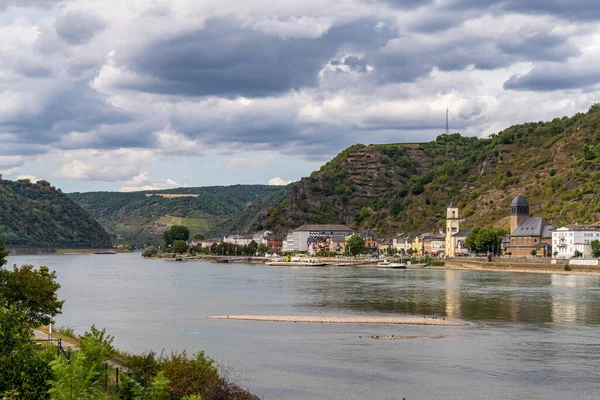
top-left (446, 109), bottom-right (449, 134)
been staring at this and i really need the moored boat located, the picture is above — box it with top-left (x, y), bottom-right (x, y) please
top-left (376, 260), bottom-right (407, 269)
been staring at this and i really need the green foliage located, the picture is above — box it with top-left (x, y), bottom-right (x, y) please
top-left (161, 350), bottom-right (219, 399)
top-left (0, 305), bottom-right (32, 356)
top-left (0, 179), bottom-right (112, 248)
top-left (48, 325), bottom-right (114, 400)
top-left (591, 240), bottom-right (600, 258)
top-left (0, 344), bottom-right (54, 400)
top-left (0, 264), bottom-right (63, 326)
top-left (574, 250), bottom-right (583, 258)
top-left (531, 249), bottom-right (537, 256)
top-left (0, 239), bottom-right (7, 268)
top-left (164, 225), bottom-right (190, 247)
top-left (172, 240), bottom-right (189, 254)
top-left (464, 228), bottom-right (506, 254)
top-left (142, 246), bottom-right (158, 257)
top-left (346, 235), bottom-right (367, 256)
top-left (69, 185), bottom-right (287, 247)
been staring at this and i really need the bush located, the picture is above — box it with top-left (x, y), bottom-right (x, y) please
top-left (564, 264), bottom-right (572, 271)
top-left (142, 246), bottom-right (158, 257)
top-left (428, 260), bottom-right (445, 267)
top-left (0, 344), bottom-right (55, 400)
top-left (161, 351), bottom-right (220, 399)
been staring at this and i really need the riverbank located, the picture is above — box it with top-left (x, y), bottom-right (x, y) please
top-left (442, 258), bottom-right (600, 275)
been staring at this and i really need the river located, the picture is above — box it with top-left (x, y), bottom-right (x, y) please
top-left (7, 253), bottom-right (600, 399)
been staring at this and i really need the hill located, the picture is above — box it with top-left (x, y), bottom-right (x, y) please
top-left (0, 178), bottom-right (112, 248)
top-left (254, 104), bottom-right (600, 236)
top-left (68, 185), bottom-right (287, 247)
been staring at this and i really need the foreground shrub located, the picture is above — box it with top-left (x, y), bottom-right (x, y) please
top-left (202, 377), bottom-right (260, 400)
top-left (0, 344), bottom-right (54, 400)
top-left (161, 351), bottom-right (220, 399)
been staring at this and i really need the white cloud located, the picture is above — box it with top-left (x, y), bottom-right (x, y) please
top-left (48, 148), bottom-right (155, 181)
top-left (268, 177), bottom-right (294, 186)
top-left (119, 172), bottom-right (184, 192)
top-left (16, 174), bottom-right (38, 182)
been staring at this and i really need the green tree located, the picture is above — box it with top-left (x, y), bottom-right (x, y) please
top-left (193, 233), bottom-right (205, 240)
top-left (48, 325), bottom-right (114, 400)
top-left (257, 243), bottom-right (270, 256)
top-left (163, 225), bottom-right (190, 247)
top-left (0, 264), bottom-right (63, 326)
top-left (591, 240), bottom-right (600, 258)
top-left (172, 240), bottom-right (188, 254)
top-left (531, 249), bottom-right (537, 256)
top-left (142, 246), bottom-right (158, 257)
top-left (346, 235), bottom-right (366, 256)
top-left (464, 227), bottom-right (506, 254)
top-left (247, 240), bottom-right (259, 256)
top-left (0, 239), bottom-right (7, 268)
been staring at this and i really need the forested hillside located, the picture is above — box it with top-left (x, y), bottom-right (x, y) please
top-left (68, 185), bottom-right (287, 247)
top-left (0, 178), bottom-right (112, 248)
top-left (255, 104), bottom-right (600, 236)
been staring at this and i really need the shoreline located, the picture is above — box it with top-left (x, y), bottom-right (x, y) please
top-left (207, 315), bottom-right (465, 326)
top-left (441, 259), bottom-right (600, 276)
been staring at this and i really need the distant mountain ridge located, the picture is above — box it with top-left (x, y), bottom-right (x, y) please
top-left (0, 178), bottom-right (112, 248)
top-left (251, 104), bottom-right (600, 236)
top-left (69, 104), bottom-right (600, 244)
top-left (68, 185), bottom-right (289, 247)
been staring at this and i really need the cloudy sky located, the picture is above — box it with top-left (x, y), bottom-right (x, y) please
top-left (1, 0), bottom-right (599, 192)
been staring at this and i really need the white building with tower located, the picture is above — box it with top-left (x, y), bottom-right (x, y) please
top-left (445, 200), bottom-right (470, 257)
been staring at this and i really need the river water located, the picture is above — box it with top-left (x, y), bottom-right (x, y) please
top-left (7, 253), bottom-right (600, 399)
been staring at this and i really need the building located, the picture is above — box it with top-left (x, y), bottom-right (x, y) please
top-left (282, 224), bottom-right (354, 252)
top-left (329, 234), bottom-right (349, 254)
top-left (393, 233), bottom-right (413, 255)
top-left (552, 225), bottom-right (600, 259)
top-left (506, 196), bottom-right (554, 256)
top-left (359, 231), bottom-right (378, 252)
top-left (420, 233), bottom-right (445, 256)
top-left (445, 201), bottom-right (471, 257)
top-left (379, 239), bottom-right (394, 253)
top-left (223, 234), bottom-right (255, 246)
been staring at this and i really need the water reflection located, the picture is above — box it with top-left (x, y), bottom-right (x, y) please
top-left (296, 268), bottom-right (600, 324)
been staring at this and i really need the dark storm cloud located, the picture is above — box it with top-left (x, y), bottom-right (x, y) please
top-left (114, 18), bottom-right (395, 98)
top-left (444, 0), bottom-right (600, 21)
top-left (55, 10), bottom-right (107, 45)
top-left (0, 82), bottom-right (134, 149)
top-left (0, 0), bottom-right (64, 10)
top-left (504, 65), bottom-right (600, 91)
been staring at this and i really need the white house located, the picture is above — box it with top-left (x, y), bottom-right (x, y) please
top-left (552, 225), bottom-right (600, 259)
top-left (282, 224), bottom-right (353, 252)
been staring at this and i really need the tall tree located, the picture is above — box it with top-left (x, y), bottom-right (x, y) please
top-left (346, 235), bottom-right (367, 256)
top-left (163, 225), bottom-right (190, 247)
top-left (0, 264), bottom-right (63, 326)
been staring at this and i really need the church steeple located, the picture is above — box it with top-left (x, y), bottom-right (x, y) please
top-left (445, 200), bottom-right (460, 257)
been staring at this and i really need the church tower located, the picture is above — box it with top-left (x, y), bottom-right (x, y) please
top-left (510, 195), bottom-right (529, 233)
top-left (445, 200), bottom-right (459, 257)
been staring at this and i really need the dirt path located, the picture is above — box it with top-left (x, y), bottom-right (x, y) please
top-left (33, 330), bottom-right (126, 370)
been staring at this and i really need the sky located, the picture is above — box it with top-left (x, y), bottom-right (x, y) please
top-left (1, 0), bottom-right (600, 193)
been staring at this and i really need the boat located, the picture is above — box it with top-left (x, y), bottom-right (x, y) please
top-left (94, 251), bottom-right (117, 255)
top-left (265, 257), bottom-right (327, 267)
top-left (376, 260), bottom-right (407, 269)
